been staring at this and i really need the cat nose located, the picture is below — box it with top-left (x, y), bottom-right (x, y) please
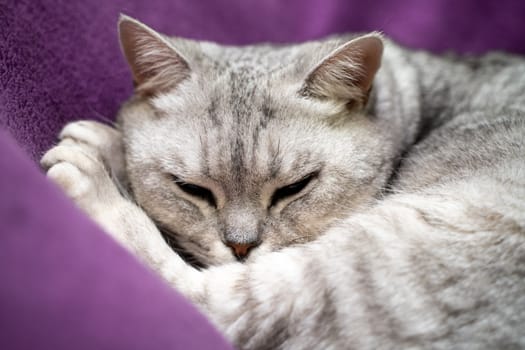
top-left (226, 242), bottom-right (258, 260)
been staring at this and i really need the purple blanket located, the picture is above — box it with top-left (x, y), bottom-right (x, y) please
top-left (1, 0), bottom-right (525, 349)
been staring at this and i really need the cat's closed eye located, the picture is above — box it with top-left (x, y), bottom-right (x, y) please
top-left (171, 175), bottom-right (217, 208)
top-left (270, 172), bottom-right (318, 208)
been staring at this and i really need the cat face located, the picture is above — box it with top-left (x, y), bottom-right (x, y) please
top-left (118, 16), bottom-right (390, 266)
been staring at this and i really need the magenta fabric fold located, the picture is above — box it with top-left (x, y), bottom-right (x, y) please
top-left (0, 129), bottom-right (233, 349)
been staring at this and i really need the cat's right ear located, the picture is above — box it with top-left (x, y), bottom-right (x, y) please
top-left (299, 33), bottom-right (383, 110)
top-left (118, 15), bottom-right (190, 96)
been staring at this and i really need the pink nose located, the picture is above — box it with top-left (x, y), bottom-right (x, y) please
top-left (226, 242), bottom-right (257, 260)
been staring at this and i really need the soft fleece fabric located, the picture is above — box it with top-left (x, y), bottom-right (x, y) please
top-left (1, 0), bottom-right (524, 349)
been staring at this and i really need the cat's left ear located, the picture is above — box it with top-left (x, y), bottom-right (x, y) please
top-left (300, 33), bottom-right (383, 109)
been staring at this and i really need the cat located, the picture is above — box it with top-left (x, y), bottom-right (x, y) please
top-left (41, 14), bottom-right (525, 349)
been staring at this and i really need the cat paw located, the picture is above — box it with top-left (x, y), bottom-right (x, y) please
top-left (58, 120), bottom-right (126, 183)
top-left (41, 128), bottom-right (124, 216)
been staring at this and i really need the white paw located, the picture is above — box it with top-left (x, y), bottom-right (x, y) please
top-left (41, 121), bottom-right (125, 217)
top-left (59, 120), bottom-right (126, 182)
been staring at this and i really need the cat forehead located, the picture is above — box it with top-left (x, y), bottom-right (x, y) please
top-left (151, 60), bottom-right (343, 124)
top-left (151, 72), bottom-right (287, 130)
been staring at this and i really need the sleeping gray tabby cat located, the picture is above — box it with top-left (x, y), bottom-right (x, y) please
top-left (41, 15), bottom-right (525, 349)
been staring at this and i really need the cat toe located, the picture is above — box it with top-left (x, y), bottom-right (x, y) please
top-left (41, 143), bottom-right (101, 175)
top-left (59, 120), bottom-right (121, 151)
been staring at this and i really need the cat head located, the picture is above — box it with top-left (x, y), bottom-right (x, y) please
top-left (117, 15), bottom-right (392, 266)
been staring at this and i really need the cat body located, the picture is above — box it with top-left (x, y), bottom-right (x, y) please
top-left (41, 15), bottom-right (525, 349)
